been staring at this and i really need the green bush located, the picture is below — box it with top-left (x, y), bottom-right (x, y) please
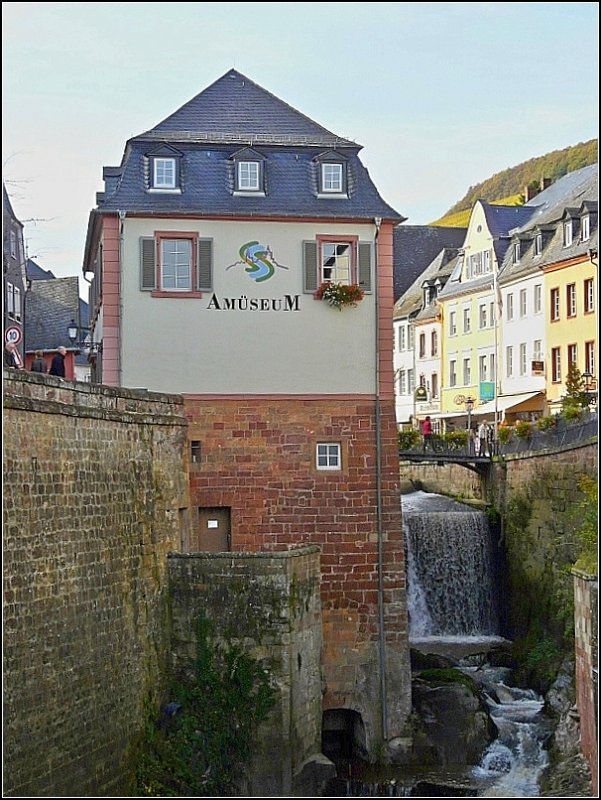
top-left (399, 429), bottom-right (420, 450)
top-left (497, 425), bottom-right (513, 444)
top-left (536, 415), bottom-right (557, 431)
top-left (136, 615), bottom-right (275, 796)
top-left (514, 419), bottom-right (532, 440)
top-left (443, 430), bottom-right (468, 449)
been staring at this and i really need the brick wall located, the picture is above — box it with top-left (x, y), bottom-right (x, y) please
top-left (167, 547), bottom-right (330, 795)
top-left (573, 571), bottom-right (598, 796)
top-left (184, 395), bottom-right (411, 748)
top-left (3, 370), bottom-right (190, 796)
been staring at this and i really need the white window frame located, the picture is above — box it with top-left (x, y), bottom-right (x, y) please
top-left (408, 369), bottom-right (415, 393)
top-left (551, 347), bottom-right (561, 382)
top-left (479, 355), bottom-right (487, 382)
top-left (321, 240), bottom-right (352, 284)
top-left (449, 311), bottom-right (457, 336)
top-left (513, 242), bottom-right (520, 264)
top-left (463, 306), bottom-right (471, 333)
top-left (431, 372), bottom-right (439, 399)
top-left (463, 357), bottom-right (471, 386)
top-left (506, 346), bottom-right (513, 378)
top-left (450, 360), bottom-right (457, 387)
top-left (398, 370), bottom-right (407, 395)
top-left (520, 343), bottom-right (527, 376)
top-left (237, 161), bottom-right (260, 191)
top-left (566, 283), bottom-right (576, 318)
top-left (567, 343), bottom-right (577, 371)
top-left (6, 281), bottom-right (14, 316)
top-left (479, 304), bottom-right (487, 329)
top-left (563, 220), bottom-right (573, 246)
top-left (153, 158), bottom-right (177, 189)
top-left (534, 233), bottom-right (543, 256)
top-left (534, 284), bottom-right (542, 314)
top-left (507, 293), bottom-right (514, 321)
top-left (398, 326), bottom-right (406, 351)
top-left (321, 163), bottom-right (343, 193)
top-left (584, 278), bottom-right (595, 313)
top-left (431, 329), bottom-right (438, 356)
top-left (533, 340), bottom-right (542, 361)
top-left (551, 288), bottom-right (560, 321)
top-left (581, 214), bottom-right (590, 241)
top-left (489, 353), bottom-right (495, 383)
top-left (316, 442), bottom-right (341, 470)
top-left (9, 230), bottom-right (16, 258)
top-left (519, 289), bottom-right (527, 318)
top-left (160, 238), bottom-right (193, 291)
top-left (14, 286), bottom-right (21, 321)
top-left (585, 341), bottom-right (595, 375)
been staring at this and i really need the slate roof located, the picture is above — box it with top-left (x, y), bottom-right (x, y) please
top-left (24, 276), bottom-right (81, 353)
top-left (392, 225), bottom-right (467, 302)
top-left (92, 70), bottom-right (404, 224)
top-left (26, 258), bottom-right (56, 281)
top-left (499, 164), bottom-right (598, 283)
top-left (141, 69), bottom-right (357, 147)
top-left (394, 248), bottom-right (460, 319)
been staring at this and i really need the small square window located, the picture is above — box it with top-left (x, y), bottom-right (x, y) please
top-left (316, 442), bottom-right (341, 470)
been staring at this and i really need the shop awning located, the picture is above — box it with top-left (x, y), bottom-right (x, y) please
top-left (472, 391), bottom-right (544, 418)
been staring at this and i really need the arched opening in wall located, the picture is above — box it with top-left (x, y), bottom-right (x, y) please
top-left (321, 708), bottom-right (367, 770)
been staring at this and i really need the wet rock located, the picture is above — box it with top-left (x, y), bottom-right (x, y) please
top-left (410, 648), bottom-right (458, 671)
top-left (410, 673), bottom-right (495, 766)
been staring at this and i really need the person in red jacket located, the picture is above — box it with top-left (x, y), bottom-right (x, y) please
top-left (420, 416), bottom-right (433, 451)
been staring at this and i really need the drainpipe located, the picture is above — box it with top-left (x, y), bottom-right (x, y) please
top-left (118, 210), bottom-right (126, 386)
top-left (373, 216), bottom-right (389, 742)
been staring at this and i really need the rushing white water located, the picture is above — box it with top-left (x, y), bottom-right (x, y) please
top-left (402, 492), bottom-right (499, 637)
top-left (472, 678), bottom-right (550, 797)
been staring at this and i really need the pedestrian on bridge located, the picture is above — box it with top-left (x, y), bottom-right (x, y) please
top-left (421, 416), bottom-right (434, 451)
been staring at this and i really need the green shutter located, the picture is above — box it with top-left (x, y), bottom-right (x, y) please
top-left (358, 241), bottom-right (372, 293)
top-left (140, 237), bottom-right (156, 290)
top-left (303, 240), bottom-right (319, 293)
top-left (197, 238), bottom-right (213, 292)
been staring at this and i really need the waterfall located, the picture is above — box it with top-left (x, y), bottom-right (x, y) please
top-left (403, 492), bottom-right (499, 638)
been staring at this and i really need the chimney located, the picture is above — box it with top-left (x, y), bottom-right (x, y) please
top-left (524, 183), bottom-right (539, 202)
top-left (540, 176), bottom-right (552, 191)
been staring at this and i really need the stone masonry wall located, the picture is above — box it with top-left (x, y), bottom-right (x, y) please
top-left (573, 571), bottom-right (598, 796)
top-left (184, 396), bottom-right (411, 751)
top-left (167, 547), bottom-right (329, 796)
top-left (3, 370), bottom-right (190, 797)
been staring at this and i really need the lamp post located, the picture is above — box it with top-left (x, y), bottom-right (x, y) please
top-left (464, 395), bottom-right (475, 432)
top-left (582, 371), bottom-right (597, 407)
top-left (67, 319), bottom-right (101, 354)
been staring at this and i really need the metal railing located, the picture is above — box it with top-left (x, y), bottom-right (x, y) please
top-left (399, 413), bottom-right (598, 461)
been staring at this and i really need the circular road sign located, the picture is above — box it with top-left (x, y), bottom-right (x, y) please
top-left (5, 326), bottom-right (22, 345)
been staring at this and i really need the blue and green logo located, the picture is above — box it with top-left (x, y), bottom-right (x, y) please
top-left (226, 241), bottom-right (288, 283)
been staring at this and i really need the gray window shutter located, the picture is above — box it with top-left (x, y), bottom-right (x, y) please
top-left (358, 241), bottom-right (372, 293)
top-left (140, 237), bottom-right (156, 290)
top-left (197, 238), bottom-right (213, 292)
top-left (303, 240), bottom-right (319, 293)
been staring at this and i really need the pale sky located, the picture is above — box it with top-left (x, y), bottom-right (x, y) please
top-left (2, 2), bottom-right (598, 291)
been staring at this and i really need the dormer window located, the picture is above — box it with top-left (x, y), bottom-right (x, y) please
top-left (231, 147), bottom-right (265, 195)
top-left (146, 145), bottom-right (183, 192)
top-left (563, 220), bottom-right (573, 246)
top-left (513, 242), bottom-right (521, 264)
top-left (315, 151), bottom-right (348, 197)
top-left (534, 232), bottom-right (543, 256)
top-left (238, 161), bottom-right (260, 191)
top-left (581, 214), bottom-right (590, 241)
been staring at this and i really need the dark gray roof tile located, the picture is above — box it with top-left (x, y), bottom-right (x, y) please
top-left (393, 225), bottom-right (466, 301)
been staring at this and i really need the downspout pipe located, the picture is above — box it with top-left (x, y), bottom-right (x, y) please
top-left (118, 210), bottom-right (126, 386)
top-left (373, 216), bottom-right (389, 742)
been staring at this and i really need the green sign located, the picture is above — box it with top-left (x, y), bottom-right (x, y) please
top-left (479, 382), bottom-right (495, 402)
top-left (415, 386), bottom-right (428, 401)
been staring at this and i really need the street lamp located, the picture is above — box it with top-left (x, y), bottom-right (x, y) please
top-left (581, 371), bottom-right (597, 406)
top-left (464, 395), bottom-right (475, 432)
top-left (67, 319), bottom-right (101, 354)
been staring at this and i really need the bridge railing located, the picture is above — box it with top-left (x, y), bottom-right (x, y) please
top-left (497, 412), bottom-right (598, 456)
top-left (398, 412), bottom-right (598, 460)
